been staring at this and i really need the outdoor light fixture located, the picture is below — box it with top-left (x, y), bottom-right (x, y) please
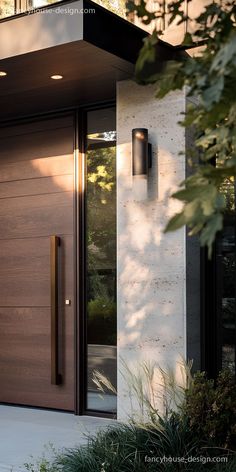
top-left (132, 128), bottom-right (152, 176)
top-left (50, 74), bottom-right (63, 80)
top-left (0, 71), bottom-right (7, 77)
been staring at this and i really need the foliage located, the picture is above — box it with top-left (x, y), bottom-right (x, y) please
top-left (93, 0), bottom-right (127, 18)
top-left (116, 358), bottom-right (193, 423)
top-left (24, 366), bottom-right (236, 472)
top-left (52, 420), bottom-right (203, 472)
top-left (93, 360), bottom-right (236, 452)
top-left (183, 369), bottom-right (236, 449)
top-left (24, 444), bottom-right (58, 472)
top-left (25, 420), bottom-right (236, 472)
top-left (86, 144), bottom-right (117, 344)
top-left (128, 0), bottom-right (236, 256)
top-left (87, 296), bottom-right (116, 344)
top-left (87, 145), bottom-right (116, 271)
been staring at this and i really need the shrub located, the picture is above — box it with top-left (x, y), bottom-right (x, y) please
top-left (183, 369), bottom-right (236, 449)
top-left (25, 367), bottom-right (236, 471)
top-left (27, 420), bottom-right (236, 472)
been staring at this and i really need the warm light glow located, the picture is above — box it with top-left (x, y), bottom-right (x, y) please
top-left (135, 131), bottom-right (145, 139)
top-left (0, 71), bottom-right (7, 77)
top-left (50, 74), bottom-right (63, 80)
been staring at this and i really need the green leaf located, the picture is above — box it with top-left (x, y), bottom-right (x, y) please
top-left (135, 34), bottom-right (158, 77)
top-left (210, 32), bottom-right (236, 74)
top-left (202, 76), bottom-right (224, 109)
top-left (155, 61), bottom-right (184, 98)
top-left (200, 213), bottom-right (223, 258)
top-left (133, 0), bottom-right (236, 252)
top-left (182, 32), bottom-right (193, 46)
top-left (164, 212), bottom-right (186, 233)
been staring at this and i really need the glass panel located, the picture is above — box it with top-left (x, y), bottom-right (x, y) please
top-left (86, 107), bottom-right (117, 413)
top-left (27, 0), bottom-right (62, 7)
top-left (0, 0), bottom-right (127, 20)
top-left (219, 176), bottom-right (235, 215)
top-left (0, 0), bottom-right (14, 18)
top-left (92, 0), bottom-right (127, 19)
top-left (217, 224), bottom-right (236, 374)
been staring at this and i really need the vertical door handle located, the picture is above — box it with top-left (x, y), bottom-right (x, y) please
top-left (50, 235), bottom-right (61, 385)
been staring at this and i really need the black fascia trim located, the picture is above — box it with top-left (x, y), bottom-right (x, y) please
top-left (83, 0), bottom-right (174, 65)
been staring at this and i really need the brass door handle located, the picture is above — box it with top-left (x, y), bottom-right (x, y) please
top-left (50, 235), bottom-right (61, 385)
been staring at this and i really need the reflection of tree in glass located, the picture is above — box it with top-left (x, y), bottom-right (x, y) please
top-left (92, 0), bottom-right (126, 18)
top-left (222, 254), bottom-right (235, 298)
top-left (222, 299), bottom-right (235, 326)
top-left (87, 145), bottom-right (116, 272)
top-left (5, 0), bottom-right (126, 17)
top-left (0, 0), bottom-right (14, 18)
top-left (88, 296), bottom-right (116, 345)
top-left (219, 177), bottom-right (235, 214)
top-left (86, 144), bottom-right (117, 345)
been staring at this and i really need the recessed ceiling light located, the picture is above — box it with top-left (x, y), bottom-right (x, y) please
top-left (50, 74), bottom-right (63, 80)
top-left (0, 71), bottom-right (7, 77)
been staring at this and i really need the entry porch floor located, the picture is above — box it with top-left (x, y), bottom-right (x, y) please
top-left (0, 405), bottom-right (115, 472)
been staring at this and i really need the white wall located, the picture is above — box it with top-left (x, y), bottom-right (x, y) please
top-left (116, 80), bottom-right (187, 420)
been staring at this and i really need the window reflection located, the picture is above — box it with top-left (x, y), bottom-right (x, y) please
top-left (215, 161), bottom-right (236, 375)
top-left (217, 224), bottom-right (236, 374)
top-left (0, 0), bottom-right (65, 18)
top-left (0, 0), bottom-right (14, 18)
top-left (27, 0), bottom-right (62, 7)
top-left (86, 108), bottom-right (117, 413)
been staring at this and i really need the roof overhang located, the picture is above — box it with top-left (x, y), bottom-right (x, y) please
top-left (0, 0), bottom-right (172, 121)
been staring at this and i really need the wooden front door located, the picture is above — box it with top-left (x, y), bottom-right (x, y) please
top-left (0, 114), bottom-right (75, 411)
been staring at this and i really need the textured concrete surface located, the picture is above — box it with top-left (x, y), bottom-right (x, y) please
top-left (0, 405), bottom-right (115, 472)
top-left (117, 81), bottom-right (187, 420)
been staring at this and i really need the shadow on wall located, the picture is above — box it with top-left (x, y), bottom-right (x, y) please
top-left (116, 83), bottom-right (198, 417)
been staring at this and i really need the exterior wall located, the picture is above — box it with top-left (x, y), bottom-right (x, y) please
top-left (117, 80), bottom-right (188, 420)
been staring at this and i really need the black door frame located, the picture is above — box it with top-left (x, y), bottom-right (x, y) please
top-left (76, 103), bottom-right (117, 418)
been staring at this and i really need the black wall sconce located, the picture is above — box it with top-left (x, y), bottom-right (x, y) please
top-left (132, 128), bottom-right (152, 176)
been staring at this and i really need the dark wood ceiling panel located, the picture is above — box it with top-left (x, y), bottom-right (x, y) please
top-left (0, 41), bottom-right (133, 120)
top-left (0, 0), bottom-right (172, 121)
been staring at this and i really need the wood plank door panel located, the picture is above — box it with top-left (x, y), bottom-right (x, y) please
top-left (0, 115), bottom-right (75, 411)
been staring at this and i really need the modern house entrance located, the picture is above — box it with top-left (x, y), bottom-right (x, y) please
top-left (3, 0), bottom-right (233, 424)
top-left (0, 104), bottom-right (118, 415)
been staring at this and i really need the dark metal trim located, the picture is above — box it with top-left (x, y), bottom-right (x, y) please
top-left (85, 409), bottom-right (117, 419)
top-left (50, 235), bottom-right (62, 385)
top-left (76, 108), bottom-right (87, 415)
top-left (73, 111), bottom-right (79, 414)
top-left (0, 101), bottom-right (114, 128)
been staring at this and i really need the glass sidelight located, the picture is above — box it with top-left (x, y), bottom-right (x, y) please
top-left (216, 222), bottom-right (236, 373)
top-left (85, 107), bottom-right (117, 413)
top-left (203, 175), bottom-right (236, 378)
top-left (27, 0), bottom-right (63, 7)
